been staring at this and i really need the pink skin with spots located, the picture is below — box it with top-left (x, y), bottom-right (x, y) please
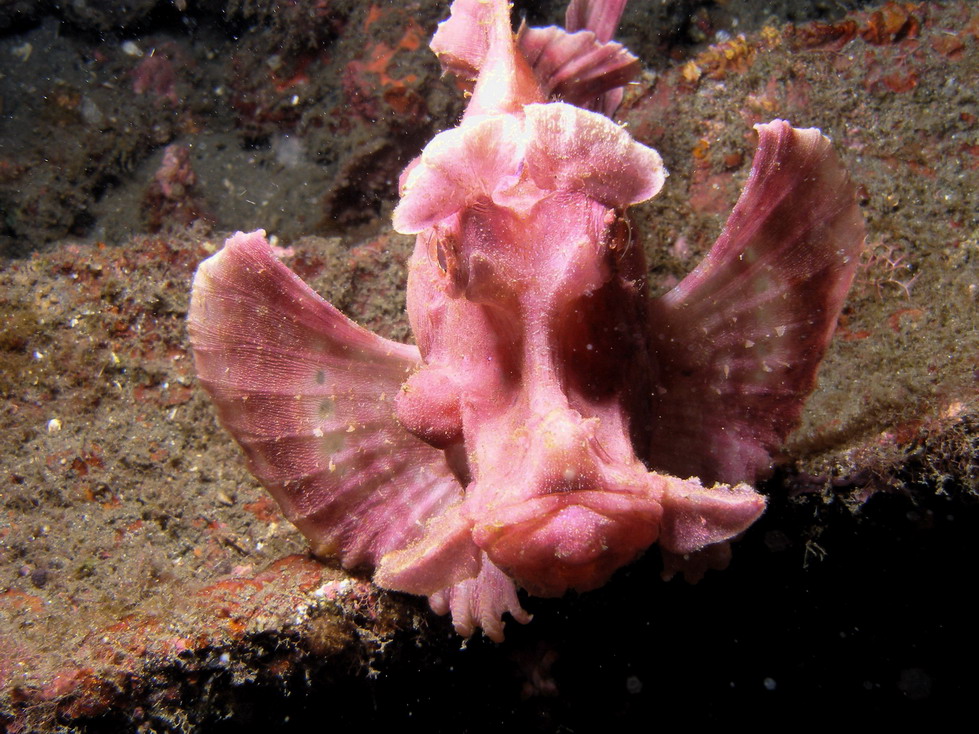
top-left (188, 0), bottom-right (864, 641)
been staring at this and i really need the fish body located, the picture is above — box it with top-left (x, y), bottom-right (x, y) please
top-left (189, 0), bottom-right (865, 640)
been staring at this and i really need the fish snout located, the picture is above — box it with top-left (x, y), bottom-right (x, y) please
top-left (531, 409), bottom-right (603, 494)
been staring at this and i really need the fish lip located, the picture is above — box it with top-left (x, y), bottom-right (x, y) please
top-left (471, 490), bottom-right (663, 596)
top-left (475, 489), bottom-right (661, 530)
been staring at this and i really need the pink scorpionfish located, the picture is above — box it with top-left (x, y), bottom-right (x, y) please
top-left (188, 0), bottom-right (865, 641)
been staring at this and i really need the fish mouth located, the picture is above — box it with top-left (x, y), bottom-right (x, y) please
top-left (472, 491), bottom-right (662, 597)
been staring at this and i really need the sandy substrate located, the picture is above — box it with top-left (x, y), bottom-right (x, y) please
top-left (1, 1), bottom-right (976, 730)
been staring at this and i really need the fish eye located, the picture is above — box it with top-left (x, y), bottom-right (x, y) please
top-left (427, 229), bottom-right (458, 277)
top-left (607, 212), bottom-right (633, 258)
top-left (436, 239), bottom-right (449, 274)
top-left (426, 225), bottom-right (472, 296)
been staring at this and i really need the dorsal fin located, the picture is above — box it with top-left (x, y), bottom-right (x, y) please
top-left (466, 0), bottom-right (544, 116)
top-left (430, 0), bottom-right (544, 117)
